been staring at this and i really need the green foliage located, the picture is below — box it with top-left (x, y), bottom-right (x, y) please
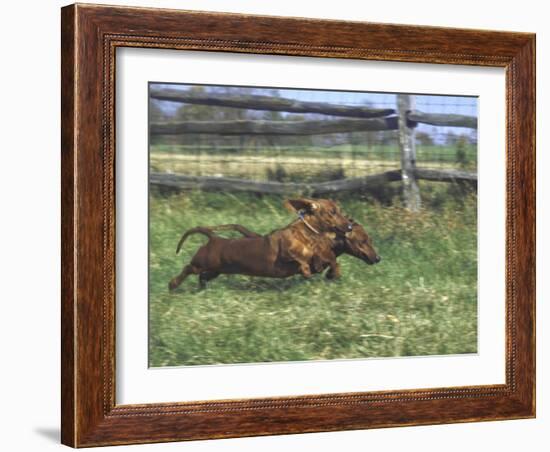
top-left (265, 164), bottom-right (289, 182)
top-left (416, 131), bottom-right (435, 146)
top-left (455, 136), bottom-right (473, 169)
top-left (265, 164), bottom-right (346, 183)
top-left (148, 189), bottom-right (477, 367)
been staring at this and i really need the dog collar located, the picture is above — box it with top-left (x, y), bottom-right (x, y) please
top-left (298, 211), bottom-right (320, 235)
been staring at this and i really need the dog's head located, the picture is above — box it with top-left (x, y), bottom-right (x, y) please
top-left (284, 198), bottom-right (353, 234)
top-left (343, 221), bottom-right (381, 265)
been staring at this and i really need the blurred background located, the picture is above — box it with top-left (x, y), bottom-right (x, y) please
top-left (148, 83), bottom-right (478, 367)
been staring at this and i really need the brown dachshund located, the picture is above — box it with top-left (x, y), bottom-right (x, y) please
top-left (168, 199), bottom-right (380, 291)
top-left (208, 219), bottom-right (380, 280)
top-left (168, 198), bottom-right (353, 291)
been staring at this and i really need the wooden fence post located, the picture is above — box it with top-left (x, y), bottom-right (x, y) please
top-left (397, 94), bottom-right (421, 211)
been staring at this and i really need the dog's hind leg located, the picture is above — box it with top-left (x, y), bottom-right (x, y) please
top-left (199, 271), bottom-right (220, 289)
top-left (169, 264), bottom-right (200, 292)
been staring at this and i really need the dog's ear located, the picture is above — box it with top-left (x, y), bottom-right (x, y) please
top-left (284, 198), bottom-right (319, 213)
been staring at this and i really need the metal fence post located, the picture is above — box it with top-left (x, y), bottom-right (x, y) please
top-left (397, 94), bottom-right (421, 211)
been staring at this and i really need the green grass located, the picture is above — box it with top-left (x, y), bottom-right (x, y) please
top-left (149, 188), bottom-right (478, 367)
top-left (151, 143), bottom-right (477, 166)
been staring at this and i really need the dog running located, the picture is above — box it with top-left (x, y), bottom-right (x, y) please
top-left (168, 198), bottom-right (380, 291)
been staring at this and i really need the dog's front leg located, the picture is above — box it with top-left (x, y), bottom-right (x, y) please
top-left (278, 234), bottom-right (315, 278)
top-left (298, 260), bottom-right (313, 278)
top-left (325, 259), bottom-right (341, 280)
top-left (285, 248), bottom-right (313, 278)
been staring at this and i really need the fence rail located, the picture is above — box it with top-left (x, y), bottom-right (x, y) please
top-left (150, 113), bottom-right (477, 135)
top-left (151, 117), bottom-right (399, 136)
top-left (151, 168), bottom-right (476, 196)
top-left (407, 111), bottom-right (477, 129)
top-left (150, 112), bottom-right (476, 135)
top-left (150, 88), bottom-right (395, 118)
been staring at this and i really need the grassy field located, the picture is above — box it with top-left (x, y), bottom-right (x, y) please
top-left (149, 187), bottom-right (477, 367)
top-left (150, 143), bottom-right (476, 182)
top-left (151, 143), bottom-right (477, 165)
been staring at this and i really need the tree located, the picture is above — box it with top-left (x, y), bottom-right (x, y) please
top-left (416, 131), bottom-right (434, 146)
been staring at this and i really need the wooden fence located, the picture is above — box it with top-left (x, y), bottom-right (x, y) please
top-left (150, 89), bottom-right (477, 210)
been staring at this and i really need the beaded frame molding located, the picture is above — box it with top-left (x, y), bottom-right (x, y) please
top-left (61, 3), bottom-right (535, 447)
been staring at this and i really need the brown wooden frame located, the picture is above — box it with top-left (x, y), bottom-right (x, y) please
top-left (61, 3), bottom-right (535, 447)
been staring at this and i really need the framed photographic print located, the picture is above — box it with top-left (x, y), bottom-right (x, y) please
top-left (61, 3), bottom-right (535, 447)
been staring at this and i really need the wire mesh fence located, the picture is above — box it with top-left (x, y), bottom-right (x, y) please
top-left (149, 84), bottom-right (477, 189)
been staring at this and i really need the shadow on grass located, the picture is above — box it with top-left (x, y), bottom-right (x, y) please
top-left (170, 272), bottom-right (343, 294)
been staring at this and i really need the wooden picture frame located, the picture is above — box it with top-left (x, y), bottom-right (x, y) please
top-left (61, 3), bottom-right (535, 447)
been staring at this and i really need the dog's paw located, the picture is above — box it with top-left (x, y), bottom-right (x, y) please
top-left (325, 270), bottom-right (342, 280)
top-left (168, 279), bottom-right (179, 292)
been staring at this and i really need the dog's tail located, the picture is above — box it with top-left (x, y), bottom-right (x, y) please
top-left (210, 224), bottom-right (262, 238)
top-left (176, 227), bottom-right (215, 254)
